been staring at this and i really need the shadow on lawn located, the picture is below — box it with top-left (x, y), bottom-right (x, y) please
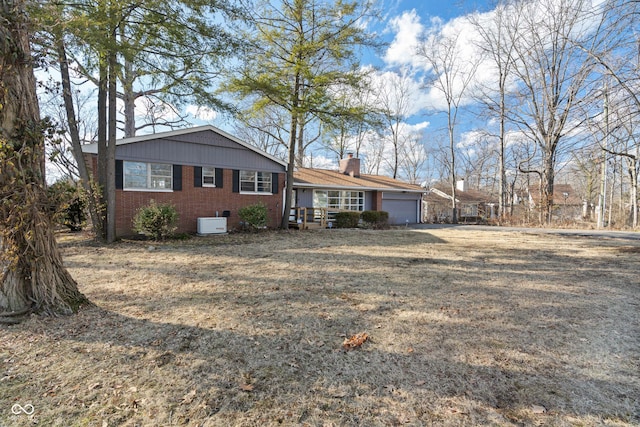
top-left (20, 297), bottom-right (637, 426)
top-left (37, 230), bottom-right (640, 424)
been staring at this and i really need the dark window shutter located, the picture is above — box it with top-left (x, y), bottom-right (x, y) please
top-left (173, 165), bottom-right (182, 191)
top-left (272, 172), bottom-right (279, 194)
top-left (194, 166), bottom-right (202, 188)
top-left (232, 170), bottom-right (239, 193)
top-left (115, 160), bottom-right (123, 189)
top-left (215, 168), bottom-right (223, 188)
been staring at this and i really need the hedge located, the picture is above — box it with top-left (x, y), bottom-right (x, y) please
top-left (361, 210), bottom-right (389, 229)
top-left (334, 211), bottom-right (361, 228)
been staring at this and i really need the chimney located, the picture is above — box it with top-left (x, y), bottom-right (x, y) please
top-left (456, 179), bottom-right (468, 192)
top-left (339, 153), bottom-right (360, 178)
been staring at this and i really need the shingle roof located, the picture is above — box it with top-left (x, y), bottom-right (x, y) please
top-left (424, 185), bottom-right (497, 204)
top-left (293, 168), bottom-right (424, 192)
top-left (528, 184), bottom-right (582, 205)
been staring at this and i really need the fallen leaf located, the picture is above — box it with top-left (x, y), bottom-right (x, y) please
top-left (342, 332), bottom-right (369, 350)
top-left (240, 383), bottom-right (254, 392)
top-left (181, 389), bottom-right (196, 404)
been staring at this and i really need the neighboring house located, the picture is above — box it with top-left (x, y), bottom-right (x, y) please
top-left (526, 184), bottom-right (583, 220)
top-left (423, 179), bottom-right (497, 223)
top-left (293, 154), bottom-right (424, 225)
top-left (82, 126), bottom-right (287, 236)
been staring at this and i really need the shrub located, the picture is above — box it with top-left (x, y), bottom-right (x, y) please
top-left (48, 181), bottom-right (87, 232)
top-left (361, 210), bottom-right (389, 229)
top-left (238, 203), bottom-right (268, 229)
top-left (334, 211), bottom-right (360, 228)
top-left (132, 200), bottom-right (179, 240)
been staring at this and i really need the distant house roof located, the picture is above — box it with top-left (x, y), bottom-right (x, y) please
top-left (528, 184), bottom-right (582, 205)
top-left (425, 184), bottom-right (496, 204)
top-left (80, 125), bottom-right (288, 168)
top-left (293, 168), bottom-right (424, 193)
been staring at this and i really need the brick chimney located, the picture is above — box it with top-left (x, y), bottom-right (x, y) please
top-left (339, 153), bottom-right (360, 178)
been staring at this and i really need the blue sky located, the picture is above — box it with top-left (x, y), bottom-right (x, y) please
top-left (384, 0), bottom-right (491, 20)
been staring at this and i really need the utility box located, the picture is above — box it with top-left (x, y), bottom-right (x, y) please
top-left (197, 217), bottom-right (227, 235)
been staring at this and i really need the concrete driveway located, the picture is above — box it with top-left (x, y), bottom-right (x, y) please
top-left (410, 223), bottom-right (640, 241)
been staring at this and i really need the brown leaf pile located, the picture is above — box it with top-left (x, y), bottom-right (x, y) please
top-left (342, 332), bottom-right (369, 350)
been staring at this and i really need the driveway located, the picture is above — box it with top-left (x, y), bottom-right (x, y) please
top-left (410, 223), bottom-right (640, 241)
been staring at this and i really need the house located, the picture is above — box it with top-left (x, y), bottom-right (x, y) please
top-left (293, 154), bottom-right (424, 225)
top-left (82, 126), bottom-right (287, 236)
top-left (423, 179), bottom-right (497, 223)
top-left (526, 184), bottom-right (583, 220)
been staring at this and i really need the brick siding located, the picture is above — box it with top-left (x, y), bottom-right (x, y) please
top-left (117, 167), bottom-right (285, 236)
top-left (86, 156), bottom-right (285, 236)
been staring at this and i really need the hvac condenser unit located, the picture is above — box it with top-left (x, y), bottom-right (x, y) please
top-left (197, 217), bottom-right (227, 235)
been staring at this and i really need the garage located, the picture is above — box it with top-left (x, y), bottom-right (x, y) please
top-left (382, 193), bottom-right (421, 224)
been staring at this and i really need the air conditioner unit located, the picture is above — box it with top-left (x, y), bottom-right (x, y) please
top-left (197, 217), bottom-right (227, 235)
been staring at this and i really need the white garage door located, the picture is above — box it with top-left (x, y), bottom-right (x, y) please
top-left (382, 198), bottom-right (419, 224)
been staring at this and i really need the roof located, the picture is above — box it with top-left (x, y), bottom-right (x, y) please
top-left (80, 125), bottom-right (288, 167)
top-left (293, 168), bottom-right (424, 193)
top-left (425, 184), bottom-right (497, 204)
top-left (528, 184), bottom-right (582, 205)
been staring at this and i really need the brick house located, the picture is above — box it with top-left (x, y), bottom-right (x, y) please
top-left (293, 154), bottom-right (424, 225)
top-left (82, 126), bottom-right (287, 236)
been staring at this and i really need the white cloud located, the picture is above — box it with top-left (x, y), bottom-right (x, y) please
top-left (383, 0), bottom-right (607, 114)
top-left (384, 10), bottom-right (428, 69)
top-left (369, 68), bottom-right (430, 117)
top-left (186, 105), bottom-right (217, 122)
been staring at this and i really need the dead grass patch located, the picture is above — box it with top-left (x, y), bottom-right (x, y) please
top-left (1, 228), bottom-right (639, 426)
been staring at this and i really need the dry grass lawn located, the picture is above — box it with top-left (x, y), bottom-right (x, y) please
top-left (1, 227), bottom-right (639, 426)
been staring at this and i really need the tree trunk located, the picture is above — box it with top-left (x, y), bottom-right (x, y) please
top-left (0, 0), bottom-right (90, 318)
top-left (56, 35), bottom-right (102, 233)
top-left (281, 72), bottom-right (301, 229)
top-left (106, 34), bottom-right (118, 243)
top-left (630, 159), bottom-right (638, 229)
top-left (542, 150), bottom-right (555, 224)
top-left (97, 59), bottom-right (108, 239)
top-left (448, 117), bottom-right (458, 224)
top-left (122, 57), bottom-right (136, 138)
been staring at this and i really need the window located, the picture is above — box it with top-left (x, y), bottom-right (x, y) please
top-left (202, 166), bottom-right (216, 187)
top-left (124, 161), bottom-right (172, 190)
top-left (240, 171), bottom-right (272, 193)
top-left (461, 204), bottom-right (478, 217)
top-left (313, 190), bottom-right (364, 211)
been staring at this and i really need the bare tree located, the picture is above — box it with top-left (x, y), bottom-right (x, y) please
top-left (375, 67), bottom-right (415, 179)
top-left (469, 1), bottom-right (520, 218)
top-left (417, 33), bottom-right (479, 223)
top-left (506, 0), bottom-right (598, 224)
top-left (234, 107), bottom-right (289, 160)
top-left (399, 131), bottom-right (428, 184)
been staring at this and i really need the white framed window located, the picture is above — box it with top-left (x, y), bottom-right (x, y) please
top-left (313, 190), bottom-right (364, 211)
top-left (124, 161), bottom-right (172, 191)
top-left (202, 166), bottom-right (216, 187)
top-left (240, 171), bottom-right (272, 194)
top-left (461, 204), bottom-right (478, 217)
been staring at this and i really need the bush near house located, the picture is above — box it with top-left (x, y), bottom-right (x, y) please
top-left (361, 210), bottom-right (389, 229)
top-left (334, 211), bottom-right (361, 228)
top-left (132, 200), bottom-right (179, 240)
top-left (239, 203), bottom-right (268, 229)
